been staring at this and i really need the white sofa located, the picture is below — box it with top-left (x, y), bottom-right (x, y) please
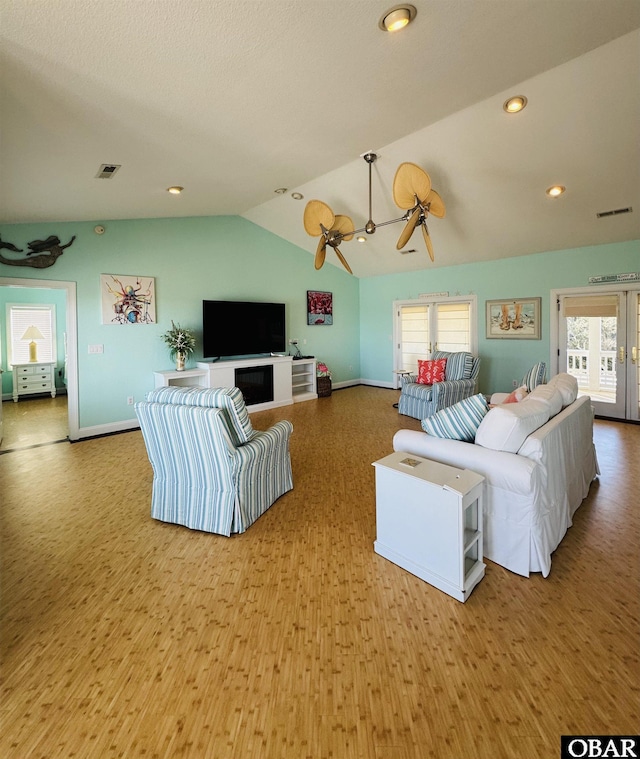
top-left (392, 373), bottom-right (599, 577)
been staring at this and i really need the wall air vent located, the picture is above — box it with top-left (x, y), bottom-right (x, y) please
top-left (596, 206), bottom-right (632, 218)
top-left (95, 164), bottom-right (121, 179)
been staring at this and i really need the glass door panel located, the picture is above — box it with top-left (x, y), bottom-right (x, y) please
top-left (559, 292), bottom-right (631, 419)
top-left (394, 299), bottom-right (474, 388)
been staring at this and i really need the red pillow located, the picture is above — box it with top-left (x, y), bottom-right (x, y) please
top-left (417, 358), bottom-right (447, 385)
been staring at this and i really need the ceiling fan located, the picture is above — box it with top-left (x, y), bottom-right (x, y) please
top-left (303, 153), bottom-right (445, 274)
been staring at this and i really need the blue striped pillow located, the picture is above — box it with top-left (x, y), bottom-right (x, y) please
top-left (521, 362), bottom-right (546, 392)
top-left (432, 351), bottom-right (474, 380)
top-left (421, 393), bottom-right (489, 442)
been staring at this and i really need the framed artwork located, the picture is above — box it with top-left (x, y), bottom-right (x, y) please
top-left (101, 274), bottom-right (156, 324)
top-left (486, 297), bottom-right (541, 339)
top-left (307, 290), bottom-right (333, 325)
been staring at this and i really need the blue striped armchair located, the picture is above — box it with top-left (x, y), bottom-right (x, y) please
top-left (136, 386), bottom-right (293, 536)
top-left (398, 351), bottom-right (481, 420)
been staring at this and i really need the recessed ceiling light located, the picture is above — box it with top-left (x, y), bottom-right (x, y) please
top-left (291, 192), bottom-right (304, 200)
top-left (274, 187), bottom-right (288, 194)
top-left (356, 236), bottom-right (367, 243)
top-left (379, 4), bottom-right (416, 32)
top-left (167, 186), bottom-right (183, 194)
top-left (503, 96), bottom-right (528, 113)
top-left (546, 185), bottom-right (566, 198)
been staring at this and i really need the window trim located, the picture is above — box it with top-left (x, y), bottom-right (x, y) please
top-left (6, 302), bottom-right (57, 366)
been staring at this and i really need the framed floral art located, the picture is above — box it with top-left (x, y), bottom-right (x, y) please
top-left (307, 290), bottom-right (333, 325)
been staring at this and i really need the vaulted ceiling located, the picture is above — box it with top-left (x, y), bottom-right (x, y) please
top-left (1, 1), bottom-right (639, 277)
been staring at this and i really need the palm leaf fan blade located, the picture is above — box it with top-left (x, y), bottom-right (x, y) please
top-left (304, 200), bottom-right (335, 237)
top-left (333, 214), bottom-right (354, 241)
top-left (396, 206), bottom-right (421, 250)
top-left (333, 247), bottom-right (353, 275)
top-left (314, 238), bottom-right (327, 270)
top-left (426, 189), bottom-right (446, 218)
top-left (421, 222), bottom-right (435, 262)
top-left (393, 163), bottom-right (432, 209)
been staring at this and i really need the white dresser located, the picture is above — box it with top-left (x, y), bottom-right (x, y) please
top-left (12, 362), bottom-right (57, 402)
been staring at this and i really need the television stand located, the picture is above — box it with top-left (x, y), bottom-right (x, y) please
top-left (155, 356), bottom-right (318, 410)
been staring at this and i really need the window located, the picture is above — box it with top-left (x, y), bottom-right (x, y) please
top-left (7, 304), bottom-right (56, 365)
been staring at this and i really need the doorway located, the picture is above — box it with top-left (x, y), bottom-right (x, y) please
top-left (0, 277), bottom-right (78, 443)
top-left (393, 296), bottom-right (477, 387)
top-left (553, 286), bottom-right (639, 421)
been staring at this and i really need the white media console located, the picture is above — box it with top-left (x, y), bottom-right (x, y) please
top-left (153, 355), bottom-right (317, 412)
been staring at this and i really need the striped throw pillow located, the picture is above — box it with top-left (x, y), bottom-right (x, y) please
top-left (432, 351), bottom-right (474, 380)
top-left (421, 393), bottom-right (489, 442)
top-left (521, 362), bottom-right (546, 392)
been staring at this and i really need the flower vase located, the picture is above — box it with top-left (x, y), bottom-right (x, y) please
top-left (175, 352), bottom-right (185, 372)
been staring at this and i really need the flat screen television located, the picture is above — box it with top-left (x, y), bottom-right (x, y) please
top-left (202, 300), bottom-right (286, 359)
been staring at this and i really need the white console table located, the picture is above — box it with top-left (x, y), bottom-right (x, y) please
top-left (373, 451), bottom-right (485, 602)
top-left (153, 355), bottom-right (317, 412)
top-left (153, 368), bottom-right (208, 388)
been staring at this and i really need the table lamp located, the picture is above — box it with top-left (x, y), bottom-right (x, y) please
top-left (22, 325), bottom-right (45, 362)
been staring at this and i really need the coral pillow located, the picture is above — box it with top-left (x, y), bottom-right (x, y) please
top-left (417, 358), bottom-right (447, 385)
top-left (503, 385), bottom-right (529, 403)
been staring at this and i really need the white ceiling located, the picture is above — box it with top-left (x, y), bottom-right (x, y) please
top-left (1, 0), bottom-right (639, 277)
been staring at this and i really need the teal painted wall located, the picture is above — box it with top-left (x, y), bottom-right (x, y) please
top-left (0, 285), bottom-right (67, 395)
top-left (359, 240), bottom-right (640, 394)
top-left (0, 217), bottom-right (360, 430)
top-left (1, 214), bottom-right (637, 432)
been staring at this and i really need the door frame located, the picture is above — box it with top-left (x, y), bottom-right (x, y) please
top-left (392, 294), bottom-right (478, 388)
top-left (550, 284), bottom-right (640, 421)
top-left (0, 276), bottom-right (79, 441)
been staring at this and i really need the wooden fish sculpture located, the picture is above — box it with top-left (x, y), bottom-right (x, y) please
top-left (0, 235), bottom-right (76, 268)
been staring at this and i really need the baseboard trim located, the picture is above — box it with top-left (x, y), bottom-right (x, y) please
top-left (76, 418), bottom-right (140, 441)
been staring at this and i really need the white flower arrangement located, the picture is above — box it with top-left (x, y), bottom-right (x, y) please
top-left (162, 321), bottom-right (196, 360)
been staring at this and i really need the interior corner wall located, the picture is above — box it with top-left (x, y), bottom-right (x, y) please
top-left (358, 240), bottom-right (639, 394)
top-left (0, 216), bottom-right (360, 434)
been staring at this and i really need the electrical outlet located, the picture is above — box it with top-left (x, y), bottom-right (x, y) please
top-left (512, 379), bottom-right (518, 388)
top-left (127, 396), bottom-right (134, 405)
top-left (289, 338), bottom-right (298, 345)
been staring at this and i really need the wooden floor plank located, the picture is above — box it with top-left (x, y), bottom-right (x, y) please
top-left (1, 388), bottom-right (638, 758)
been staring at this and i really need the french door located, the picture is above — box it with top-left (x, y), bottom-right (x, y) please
top-left (393, 297), bottom-right (477, 387)
top-left (555, 287), bottom-right (639, 421)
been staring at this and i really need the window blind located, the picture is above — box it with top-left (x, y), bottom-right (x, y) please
top-left (562, 295), bottom-right (618, 318)
top-left (8, 305), bottom-right (55, 364)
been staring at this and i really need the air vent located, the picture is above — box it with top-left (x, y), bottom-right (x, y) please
top-left (596, 206), bottom-right (632, 218)
top-left (95, 164), bottom-right (121, 179)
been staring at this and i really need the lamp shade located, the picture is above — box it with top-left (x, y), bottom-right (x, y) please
top-left (22, 325), bottom-right (45, 341)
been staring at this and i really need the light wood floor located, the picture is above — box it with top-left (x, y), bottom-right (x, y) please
top-left (1, 386), bottom-right (638, 758)
top-left (1, 395), bottom-right (68, 451)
